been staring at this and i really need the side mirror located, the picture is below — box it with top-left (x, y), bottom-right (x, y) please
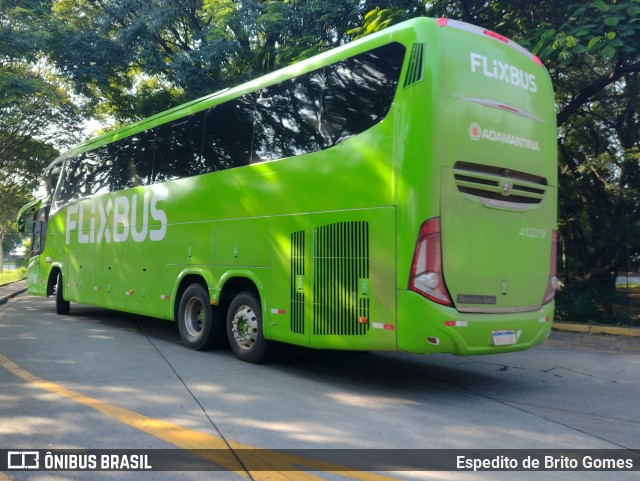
top-left (18, 216), bottom-right (25, 233)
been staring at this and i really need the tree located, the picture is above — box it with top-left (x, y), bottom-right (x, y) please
top-left (43, 0), bottom-right (346, 119)
top-left (0, 1), bottom-right (82, 174)
top-left (529, 1), bottom-right (640, 321)
top-left (0, 65), bottom-right (76, 176)
top-left (0, 181), bottom-right (31, 273)
top-left (28, 0), bottom-right (410, 122)
top-left (0, 0), bottom-right (83, 274)
top-left (553, 72), bottom-right (640, 322)
top-left (531, 0), bottom-right (640, 126)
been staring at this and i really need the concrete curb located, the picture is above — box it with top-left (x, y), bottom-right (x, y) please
top-left (553, 322), bottom-right (640, 338)
top-left (0, 280), bottom-right (28, 306)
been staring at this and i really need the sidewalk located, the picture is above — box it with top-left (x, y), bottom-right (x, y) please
top-left (0, 279), bottom-right (28, 305)
top-left (552, 321), bottom-right (640, 337)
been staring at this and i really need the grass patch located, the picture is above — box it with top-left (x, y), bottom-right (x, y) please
top-left (0, 268), bottom-right (27, 286)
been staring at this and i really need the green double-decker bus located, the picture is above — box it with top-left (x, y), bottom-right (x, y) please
top-left (19, 17), bottom-right (557, 363)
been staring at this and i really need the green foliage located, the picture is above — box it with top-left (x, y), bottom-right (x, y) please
top-left (348, 5), bottom-right (421, 39)
top-left (0, 0), bottom-right (82, 272)
top-left (0, 0), bottom-right (82, 176)
top-left (0, 180), bottom-right (32, 273)
top-left (554, 283), bottom-right (601, 323)
top-left (556, 72), bottom-right (640, 322)
top-left (0, 268), bottom-right (27, 286)
top-left (32, 1), bottom-right (429, 120)
top-left (532, 0), bottom-right (640, 66)
top-left (543, 3), bottom-right (640, 323)
top-left (41, 0), bottom-right (359, 115)
top-left (1, 227), bottom-right (23, 258)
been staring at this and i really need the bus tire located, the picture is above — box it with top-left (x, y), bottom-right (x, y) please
top-left (177, 283), bottom-right (219, 350)
top-left (55, 272), bottom-right (70, 315)
top-left (227, 292), bottom-right (271, 363)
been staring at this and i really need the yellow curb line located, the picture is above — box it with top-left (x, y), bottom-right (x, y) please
top-left (553, 322), bottom-right (640, 337)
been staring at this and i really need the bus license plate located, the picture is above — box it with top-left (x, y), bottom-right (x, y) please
top-left (492, 330), bottom-right (517, 346)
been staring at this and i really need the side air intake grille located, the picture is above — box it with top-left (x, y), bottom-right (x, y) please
top-left (404, 43), bottom-right (424, 88)
top-left (454, 161), bottom-right (548, 209)
top-left (313, 221), bottom-right (370, 336)
top-left (290, 230), bottom-right (305, 334)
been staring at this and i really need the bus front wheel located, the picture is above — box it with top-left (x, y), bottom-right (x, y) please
top-left (177, 283), bottom-right (219, 350)
top-left (55, 272), bottom-right (70, 315)
top-left (227, 292), bottom-right (271, 363)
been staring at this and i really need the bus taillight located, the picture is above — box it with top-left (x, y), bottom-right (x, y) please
top-left (409, 218), bottom-right (453, 306)
top-left (542, 230), bottom-right (559, 305)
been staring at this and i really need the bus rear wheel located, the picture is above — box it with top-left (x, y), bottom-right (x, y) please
top-left (55, 272), bottom-right (70, 315)
top-left (177, 283), bottom-right (219, 350)
top-left (227, 292), bottom-right (271, 363)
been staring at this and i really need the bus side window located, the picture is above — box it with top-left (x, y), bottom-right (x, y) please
top-left (44, 160), bottom-right (63, 197)
top-left (201, 95), bottom-right (255, 171)
top-left (55, 155), bottom-right (85, 207)
top-left (84, 149), bottom-right (113, 196)
top-left (253, 71), bottom-right (323, 162)
top-left (119, 130), bottom-right (157, 187)
top-left (154, 111), bottom-right (208, 181)
top-left (52, 149), bottom-right (118, 210)
top-left (109, 142), bottom-right (128, 192)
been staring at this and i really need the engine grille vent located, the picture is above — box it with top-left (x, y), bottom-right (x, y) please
top-left (313, 221), bottom-right (370, 336)
top-left (290, 230), bottom-right (305, 334)
top-left (454, 161), bottom-right (548, 209)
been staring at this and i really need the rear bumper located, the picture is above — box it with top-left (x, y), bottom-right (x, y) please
top-left (397, 290), bottom-right (554, 355)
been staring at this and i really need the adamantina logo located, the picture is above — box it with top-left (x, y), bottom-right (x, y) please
top-left (469, 123), bottom-right (539, 151)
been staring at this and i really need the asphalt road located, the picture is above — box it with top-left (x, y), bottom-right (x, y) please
top-left (1, 293), bottom-right (639, 481)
